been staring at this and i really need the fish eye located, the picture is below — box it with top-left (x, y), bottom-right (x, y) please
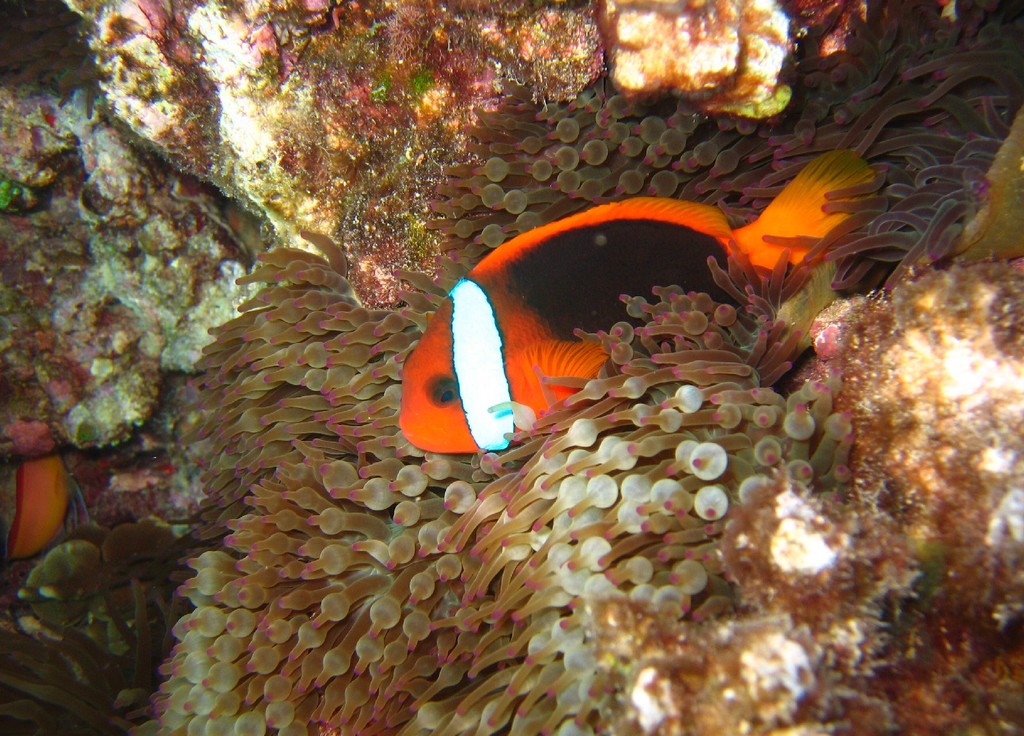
top-left (428, 376), bottom-right (458, 407)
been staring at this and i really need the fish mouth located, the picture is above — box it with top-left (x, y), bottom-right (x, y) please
top-left (399, 417), bottom-right (478, 455)
top-left (397, 414), bottom-right (438, 453)
top-left (397, 414), bottom-right (419, 448)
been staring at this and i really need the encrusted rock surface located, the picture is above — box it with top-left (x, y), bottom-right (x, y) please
top-left (0, 85), bottom-right (253, 452)
top-left (598, 0), bottom-right (793, 117)
top-left (63, 0), bottom-right (605, 304)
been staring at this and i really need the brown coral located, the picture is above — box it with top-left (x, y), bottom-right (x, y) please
top-left (587, 460), bottom-right (918, 736)
top-left (591, 603), bottom-right (868, 735)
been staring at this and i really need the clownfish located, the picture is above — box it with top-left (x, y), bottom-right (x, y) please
top-left (400, 150), bottom-right (874, 454)
top-left (2, 453), bottom-right (82, 561)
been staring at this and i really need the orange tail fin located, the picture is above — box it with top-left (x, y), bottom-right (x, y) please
top-left (732, 150), bottom-right (876, 269)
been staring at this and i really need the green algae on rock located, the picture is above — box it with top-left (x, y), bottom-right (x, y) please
top-left (0, 177), bottom-right (38, 212)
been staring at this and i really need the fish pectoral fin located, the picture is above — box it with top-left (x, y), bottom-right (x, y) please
top-left (732, 149), bottom-right (877, 269)
top-left (524, 339), bottom-right (607, 408)
top-left (488, 400), bottom-right (538, 431)
top-left (526, 339), bottom-right (608, 384)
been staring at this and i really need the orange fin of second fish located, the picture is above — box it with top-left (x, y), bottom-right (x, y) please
top-left (732, 149), bottom-right (876, 269)
top-left (8, 454), bottom-right (72, 560)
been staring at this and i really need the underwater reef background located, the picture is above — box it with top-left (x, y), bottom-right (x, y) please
top-left (1, 0), bottom-right (1024, 735)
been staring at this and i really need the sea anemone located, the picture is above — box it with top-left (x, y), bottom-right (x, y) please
top-left (149, 234), bottom-right (853, 734)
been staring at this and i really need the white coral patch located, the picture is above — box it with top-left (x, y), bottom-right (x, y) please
top-left (187, 5), bottom-right (263, 83)
top-left (986, 486), bottom-right (1024, 547)
top-left (631, 666), bottom-right (668, 733)
top-left (188, 5), bottom-right (278, 165)
top-left (771, 518), bottom-right (837, 575)
top-left (771, 490), bottom-right (837, 574)
top-left (902, 287), bottom-right (1024, 414)
top-left (774, 489), bottom-right (818, 522)
top-left (979, 447), bottom-right (1017, 476)
top-left (740, 632), bottom-right (814, 720)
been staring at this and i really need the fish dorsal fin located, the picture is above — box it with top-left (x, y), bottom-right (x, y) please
top-left (476, 197), bottom-right (734, 275)
top-left (732, 149), bottom-right (876, 269)
top-left (586, 198), bottom-right (734, 241)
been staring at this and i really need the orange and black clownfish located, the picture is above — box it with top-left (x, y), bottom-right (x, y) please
top-left (400, 150), bottom-right (874, 454)
top-left (2, 453), bottom-right (83, 561)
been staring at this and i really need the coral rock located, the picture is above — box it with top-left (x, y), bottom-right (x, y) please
top-left (598, 0), bottom-right (793, 117)
top-left (837, 261), bottom-right (1024, 731)
top-left (590, 601), bottom-right (860, 735)
top-left (0, 86), bottom-right (254, 452)
top-left (2, 420), bottom-right (56, 457)
top-left (842, 262), bottom-right (1024, 628)
top-left (63, 0), bottom-right (604, 304)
